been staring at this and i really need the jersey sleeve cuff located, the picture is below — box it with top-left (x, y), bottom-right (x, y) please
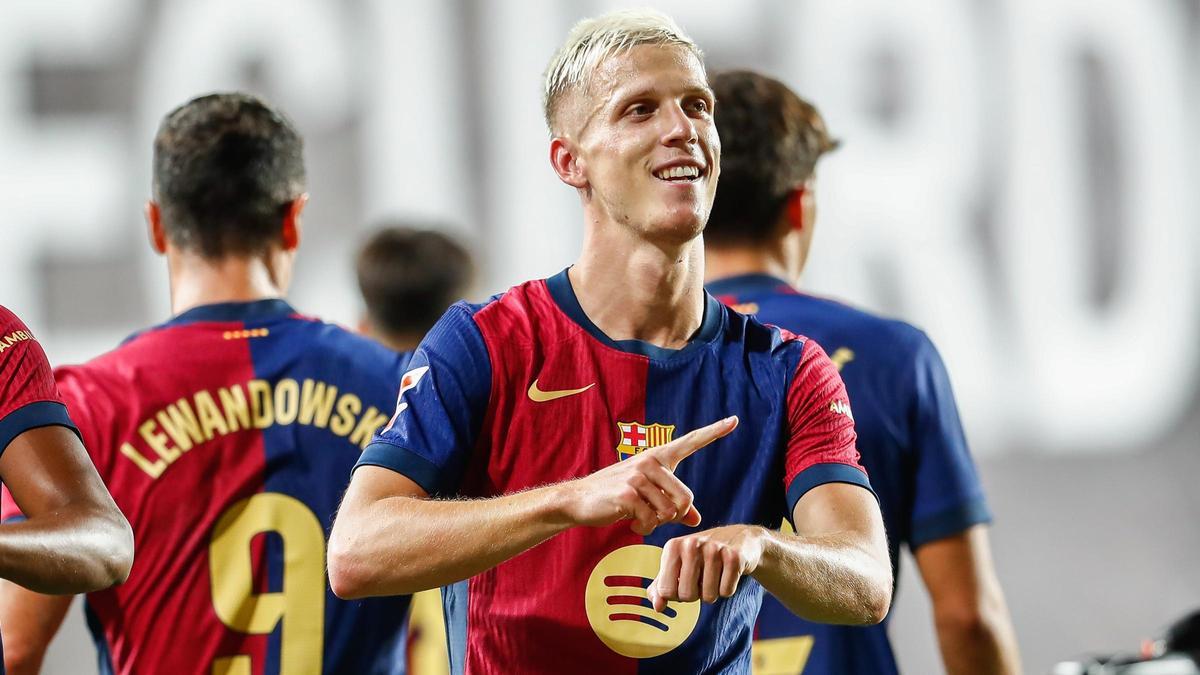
top-left (0, 401), bottom-right (80, 458)
top-left (910, 498), bottom-right (993, 549)
top-left (785, 462), bottom-right (877, 526)
top-left (355, 441), bottom-right (446, 497)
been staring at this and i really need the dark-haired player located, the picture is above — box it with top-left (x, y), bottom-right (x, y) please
top-left (0, 306), bottom-right (133, 672)
top-left (705, 70), bottom-right (1021, 675)
top-left (353, 223), bottom-right (474, 675)
top-left (356, 224), bottom-right (475, 352)
top-left (329, 10), bottom-right (891, 674)
top-left (0, 93), bottom-right (411, 675)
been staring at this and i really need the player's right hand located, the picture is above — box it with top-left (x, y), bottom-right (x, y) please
top-left (558, 416), bottom-right (738, 535)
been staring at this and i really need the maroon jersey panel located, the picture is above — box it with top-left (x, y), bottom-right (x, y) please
top-left (0, 305), bottom-right (77, 454)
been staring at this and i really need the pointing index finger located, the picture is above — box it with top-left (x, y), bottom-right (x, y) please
top-left (654, 416), bottom-right (738, 470)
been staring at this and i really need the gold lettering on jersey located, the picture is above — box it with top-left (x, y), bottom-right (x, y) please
top-left (349, 406), bottom-right (389, 448)
top-left (274, 378), bottom-right (300, 425)
top-left (118, 379), bottom-right (390, 480)
top-left (751, 635), bottom-right (814, 675)
top-left (119, 441), bottom-right (166, 479)
top-left (298, 379), bottom-right (337, 427)
top-left (139, 419), bottom-right (178, 462)
top-left (248, 380), bottom-right (274, 429)
top-left (218, 385), bottom-right (250, 431)
top-left (194, 390), bottom-right (228, 439)
top-left (157, 399), bottom-right (204, 451)
top-left (829, 347), bottom-right (855, 372)
top-left (330, 394), bottom-right (361, 437)
top-left (0, 330), bottom-right (34, 355)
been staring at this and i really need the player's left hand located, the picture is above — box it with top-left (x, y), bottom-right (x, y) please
top-left (647, 524), bottom-right (767, 612)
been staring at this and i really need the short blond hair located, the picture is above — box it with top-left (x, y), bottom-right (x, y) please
top-left (543, 8), bottom-right (703, 134)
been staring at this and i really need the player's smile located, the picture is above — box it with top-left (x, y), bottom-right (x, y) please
top-left (651, 158), bottom-right (707, 184)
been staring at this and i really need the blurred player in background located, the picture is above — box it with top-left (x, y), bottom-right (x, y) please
top-left (356, 224), bottom-right (475, 352)
top-left (0, 306), bottom-right (133, 670)
top-left (704, 70), bottom-right (1021, 675)
top-left (329, 10), bottom-right (891, 674)
top-left (354, 223), bottom-right (475, 675)
top-left (0, 93), bottom-right (412, 674)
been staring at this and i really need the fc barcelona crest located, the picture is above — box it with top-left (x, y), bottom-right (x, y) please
top-left (615, 422), bottom-right (676, 461)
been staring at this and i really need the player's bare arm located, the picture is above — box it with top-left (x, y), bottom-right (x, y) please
top-left (0, 583), bottom-right (71, 675)
top-left (328, 416), bottom-right (737, 599)
top-left (0, 425), bottom-right (133, 594)
top-left (649, 481), bottom-right (892, 625)
top-left (917, 525), bottom-right (1022, 674)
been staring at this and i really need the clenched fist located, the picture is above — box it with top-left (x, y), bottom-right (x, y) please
top-left (648, 524), bottom-right (766, 611)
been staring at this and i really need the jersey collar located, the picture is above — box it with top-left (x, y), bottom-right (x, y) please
top-left (705, 273), bottom-right (797, 299)
top-left (161, 298), bottom-right (297, 328)
top-left (545, 268), bottom-right (724, 361)
top-left (120, 299), bottom-right (298, 346)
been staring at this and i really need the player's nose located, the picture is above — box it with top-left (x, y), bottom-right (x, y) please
top-left (660, 102), bottom-right (699, 148)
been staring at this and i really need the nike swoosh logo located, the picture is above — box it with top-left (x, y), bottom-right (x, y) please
top-left (527, 379), bottom-right (595, 402)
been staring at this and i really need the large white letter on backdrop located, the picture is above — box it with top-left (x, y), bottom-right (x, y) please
top-left (997, 0), bottom-right (1197, 453)
top-left (780, 0), bottom-right (1008, 450)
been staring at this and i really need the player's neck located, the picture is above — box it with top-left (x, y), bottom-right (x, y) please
top-left (372, 330), bottom-right (421, 354)
top-left (167, 251), bottom-right (287, 315)
top-left (571, 232), bottom-right (705, 350)
top-left (703, 245), bottom-right (793, 285)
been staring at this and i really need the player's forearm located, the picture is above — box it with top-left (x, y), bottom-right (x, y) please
top-left (752, 528), bottom-right (892, 625)
top-left (935, 594), bottom-right (1022, 675)
top-left (0, 580), bottom-right (72, 675)
top-left (329, 484), bottom-right (573, 599)
top-left (0, 506), bottom-right (134, 594)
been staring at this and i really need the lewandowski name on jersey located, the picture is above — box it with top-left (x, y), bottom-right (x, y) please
top-left (119, 376), bottom-right (391, 479)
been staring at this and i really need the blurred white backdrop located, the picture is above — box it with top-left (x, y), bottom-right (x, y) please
top-left (1, 1), bottom-right (1197, 672)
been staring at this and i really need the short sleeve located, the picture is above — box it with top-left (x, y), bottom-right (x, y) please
top-left (356, 304), bottom-right (491, 496)
top-left (783, 339), bottom-right (874, 522)
top-left (0, 306), bottom-right (79, 456)
top-left (907, 332), bottom-right (991, 549)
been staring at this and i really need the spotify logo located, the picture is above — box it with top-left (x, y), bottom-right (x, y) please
top-left (584, 544), bottom-right (701, 658)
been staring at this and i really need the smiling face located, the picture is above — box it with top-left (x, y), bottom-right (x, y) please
top-left (560, 44), bottom-right (721, 245)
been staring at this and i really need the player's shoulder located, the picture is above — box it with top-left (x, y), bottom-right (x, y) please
top-left (780, 292), bottom-right (933, 358)
top-left (417, 292), bottom-right (503, 348)
top-left (280, 312), bottom-right (407, 367)
top-left (718, 299), bottom-right (811, 361)
top-left (446, 275), bottom-right (573, 348)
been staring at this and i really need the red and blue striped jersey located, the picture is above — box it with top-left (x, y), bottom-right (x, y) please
top-left (0, 305), bottom-right (78, 457)
top-left (4, 299), bottom-right (412, 675)
top-left (359, 270), bottom-right (874, 674)
top-left (0, 305), bottom-right (81, 675)
top-left (708, 274), bottom-right (992, 675)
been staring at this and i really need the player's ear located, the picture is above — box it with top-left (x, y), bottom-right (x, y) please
top-left (281, 193), bottom-right (307, 252)
top-left (549, 137), bottom-right (587, 189)
top-left (145, 200), bottom-right (168, 254)
top-left (785, 185), bottom-right (808, 233)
